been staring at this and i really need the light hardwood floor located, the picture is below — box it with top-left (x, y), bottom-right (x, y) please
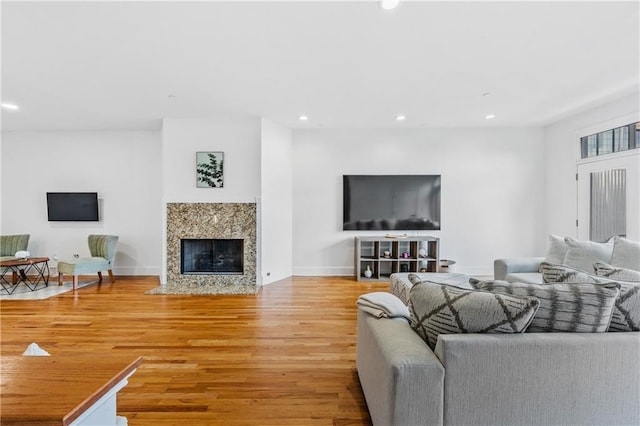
top-left (0, 275), bottom-right (389, 425)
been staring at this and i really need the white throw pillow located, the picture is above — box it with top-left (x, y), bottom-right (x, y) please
top-left (610, 237), bottom-right (640, 271)
top-left (544, 234), bottom-right (569, 265)
top-left (563, 237), bottom-right (614, 273)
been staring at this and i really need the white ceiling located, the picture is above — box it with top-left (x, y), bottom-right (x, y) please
top-left (1, 1), bottom-right (638, 131)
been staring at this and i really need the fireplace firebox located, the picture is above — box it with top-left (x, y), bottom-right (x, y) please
top-left (181, 239), bottom-right (243, 275)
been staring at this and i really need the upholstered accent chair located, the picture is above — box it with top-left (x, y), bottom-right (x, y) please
top-left (0, 234), bottom-right (30, 260)
top-left (58, 235), bottom-right (119, 290)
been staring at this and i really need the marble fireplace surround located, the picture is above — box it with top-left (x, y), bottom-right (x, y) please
top-left (159, 202), bottom-right (257, 294)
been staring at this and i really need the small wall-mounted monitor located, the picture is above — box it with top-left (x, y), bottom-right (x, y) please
top-left (46, 192), bottom-right (99, 222)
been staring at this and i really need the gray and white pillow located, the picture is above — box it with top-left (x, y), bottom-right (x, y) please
top-left (469, 279), bottom-right (619, 333)
top-left (540, 262), bottom-right (639, 332)
top-left (602, 280), bottom-right (640, 332)
top-left (408, 281), bottom-right (539, 350)
top-left (593, 261), bottom-right (640, 282)
top-left (562, 237), bottom-right (614, 273)
top-left (540, 262), bottom-right (600, 284)
top-left (611, 237), bottom-right (640, 271)
top-left (590, 262), bottom-right (640, 332)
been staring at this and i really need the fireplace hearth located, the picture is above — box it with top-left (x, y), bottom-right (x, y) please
top-left (181, 239), bottom-right (243, 275)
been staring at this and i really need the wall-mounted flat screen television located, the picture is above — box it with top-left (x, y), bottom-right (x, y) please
top-left (46, 192), bottom-right (99, 222)
top-left (343, 175), bottom-right (441, 231)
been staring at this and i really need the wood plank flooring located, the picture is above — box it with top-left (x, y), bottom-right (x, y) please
top-left (0, 276), bottom-right (389, 425)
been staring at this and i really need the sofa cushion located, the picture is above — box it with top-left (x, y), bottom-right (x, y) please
top-left (544, 234), bottom-right (569, 266)
top-left (540, 262), bottom-right (600, 284)
top-left (611, 237), bottom-right (640, 271)
top-left (540, 262), bottom-right (639, 332)
top-left (562, 237), bottom-right (614, 272)
top-left (603, 280), bottom-right (640, 332)
top-left (593, 261), bottom-right (640, 282)
top-left (408, 280), bottom-right (539, 350)
top-left (504, 272), bottom-right (543, 284)
top-left (591, 262), bottom-right (640, 332)
top-left (469, 279), bottom-right (619, 333)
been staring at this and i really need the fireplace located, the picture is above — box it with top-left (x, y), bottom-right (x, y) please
top-left (181, 239), bottom-right (243, 275)
top-left (160, 202), bottom-right (257, 295)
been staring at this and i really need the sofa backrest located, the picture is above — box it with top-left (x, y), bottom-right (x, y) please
top-left (435, 332), bottom-right (640, 426)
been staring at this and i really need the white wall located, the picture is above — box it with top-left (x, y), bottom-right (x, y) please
top-left (543, 93), bottom-right (640, 238)
top-left (160, 117), bottom-right (262, 283)
top-left (292, 128), bottom-right (546, 276)
top-left (260, 119), bottom-right (293, 285)
top-left (161, 118), bottom-right (261, 203)
top-left (0, 131), bottom-right (162, 275)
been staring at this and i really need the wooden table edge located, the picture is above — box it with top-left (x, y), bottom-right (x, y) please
top-left (60, 355), bottom-right (143, 426)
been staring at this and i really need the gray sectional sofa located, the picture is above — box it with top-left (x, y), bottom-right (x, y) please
top-left (356, 235), bottom-right (640, 426)
top-left (357, 305), bottom-right (640, 426)
top-left (494, 235), bottom-right (640, 284)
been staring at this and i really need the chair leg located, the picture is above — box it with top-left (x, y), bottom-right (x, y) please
top-left (58, 273), bottom-right (64, 286)
top-left (108, 269), bottom-right (115, 283)
top-left (73, 275), bottom-right (79, 290)
top-left (98, 271), bottom-right (103, 283)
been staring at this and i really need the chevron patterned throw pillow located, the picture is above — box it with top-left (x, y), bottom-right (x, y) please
top-left (407, 278), bottom-right (539, 350)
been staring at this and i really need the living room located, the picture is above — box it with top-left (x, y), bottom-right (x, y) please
top-left (1, 1), bottom-right (639, 424)
top-left (2, 2), bottom-right (638, 284)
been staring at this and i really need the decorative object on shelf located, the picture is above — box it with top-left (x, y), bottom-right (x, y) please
top-left (15, 251), bottom-right (30, 259)
top-left (196, 151), bottom-right (224, 188)
top-left (400, 264), bottom-right (409, 272)
top-left (401, 252), bottom-right (409, 259)
top-left (364, 265), bottom-right (373, 278)
top-left (383, 250), bottom-right (391, 257)
top-left (418, 248), bottom-right (427, 258)
top-left (420, 268), bottom-right (428, 272)
top-left (385, 233), bottom-right (408, 239)
top-left (440, 259), bottom-right (456, 269)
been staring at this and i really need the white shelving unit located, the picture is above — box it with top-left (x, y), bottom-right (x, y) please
top-left (354, 236), bottom-right (440, 281)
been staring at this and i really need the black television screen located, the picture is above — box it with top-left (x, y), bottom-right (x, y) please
top-left (46, 192), bottom-right (99, 222)
top-left (343, 175), bottom-right (441, 231)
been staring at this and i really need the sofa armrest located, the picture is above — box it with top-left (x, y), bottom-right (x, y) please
top-left (435, 333), bottom-right (640, 426)
top-left (494, 257), bottom-right (544, 280)
top-left (357, 309), bottom-right (444, 426)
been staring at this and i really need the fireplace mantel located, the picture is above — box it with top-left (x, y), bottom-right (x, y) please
top-left (156, 202), bottom-right (257, 294)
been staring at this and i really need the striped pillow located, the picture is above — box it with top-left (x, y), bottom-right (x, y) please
top-left (540, 262), bottom-right (600, 284)
top-left (469, 279), bottom-right (619, 333)
top-left (541, 262), bottom-right (639, 332)
top-left (592, 262), bottom-right (640, 332)
top-left (408, 281), bottom-right (539, 350)
top-left (593, 261), bottom-right (640, 282)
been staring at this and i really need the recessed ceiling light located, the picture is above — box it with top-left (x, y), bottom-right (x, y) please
top-left (396, 115), bottom-right (406, 121)
top-left (379, 0), bottom-right (400, 10)
top-left (482, 92), bottom-right (491, 97)
top-left (1, 103), bottom-right (19, 110)
top-left (485, 114), bottom-right (496, 120)
top-left (299, 115), bottom-right (308, 121)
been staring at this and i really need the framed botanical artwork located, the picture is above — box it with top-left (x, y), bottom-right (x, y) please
top-left (196, 151), bottom-right (224, 188)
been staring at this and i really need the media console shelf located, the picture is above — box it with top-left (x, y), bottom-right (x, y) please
top-left (354, 236), bottom-right (440, 281)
